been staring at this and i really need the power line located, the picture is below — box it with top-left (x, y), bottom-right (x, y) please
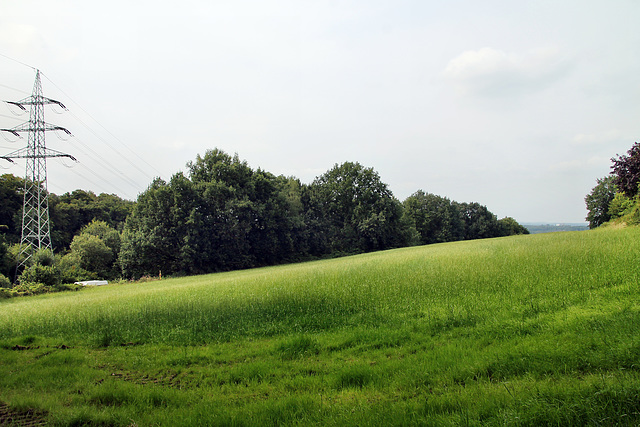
top-left (0, 57), bottom-right (160, 200)
top-left (66, 109), bottom-right (157, 181)
top-left (0, 83), bottom-right (31, 96)
top-left (0, 52), bottom-right (36, 71)
top-left (41, 73), bottom-right (165, 179)
top-left (66, 133), bottom-right (144, 190)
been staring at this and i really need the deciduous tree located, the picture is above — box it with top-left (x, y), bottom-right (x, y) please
top-left (585, 175), bottom-right (617, 228)
top-left (611, 142), bottom-right (640, 198)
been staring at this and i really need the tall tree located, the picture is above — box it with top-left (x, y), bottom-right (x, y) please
top-left (455, 202), bottom-right (500, 240)
top-left (307, 162), bottom-right (410, 254)
top-left (585, 175), bottom-right (617, 228)
top-left (497, 217), bottom-right (530, 236)
top-left (0, 174), bottom-right (25, 244)
top-left (120, 149), bottom-right (310, 278)
top-left (403, 191), bottom-right (463, 245)
top-left (50, 190), bottom-right (133, 250)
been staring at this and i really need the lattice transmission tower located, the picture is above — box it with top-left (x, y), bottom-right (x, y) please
top-left (1, 69), bottom-right (76, 268)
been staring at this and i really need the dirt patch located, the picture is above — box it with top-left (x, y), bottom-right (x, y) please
top-left (9, 345), bottom-right (39, 351)
top-left (0, 402), bottom-right (47, 426)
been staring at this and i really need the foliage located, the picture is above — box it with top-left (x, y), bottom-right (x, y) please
top-left (611, 141), bottom-right (640, 198)
top-left (585, 175), bottom-right (617, 228)
top-left (497, 216), bottom-right (530, 235)
top-left (607, 191), bottom-right (635, 219)
top-left (0, 273), bottom-right (10, 289)
top-left (0, 174), bottom-right (24, 244)
top-left (50, 190), bottom-right (133, 250)
top-left (3, 150), bottom-right (527, 281)
top-left (455, 201), bottom-right (501, 239)
top-left (19, 265), bottom-right (59, 287)
top-left (0, 235), bottom-right (9, 278)
top-left (403, 191), bottom-right (463, 244)
top-left (0, 174), bottom-right (132, 249)
top-left (2, 281), bottom-right (80, 297)
top-left (18, 249), bottom-right (62, 287)
top-left (403, 190), bottom-right (523, 244)
top-left (5, 244), bottom-right (29, 280)
top-left (120, 149), bottom-right (308, 278)
top-left (69, 234), bottom-right (113, 278)
top-left (307, 161), bottom-right (411, 254)
top-left (30, 248), bottom-right (56, 267)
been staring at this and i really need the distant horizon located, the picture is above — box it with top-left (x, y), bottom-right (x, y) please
top-left (522, 222), bottom-right (588, 226)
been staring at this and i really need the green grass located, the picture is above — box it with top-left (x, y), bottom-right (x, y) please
top-left (1, 227), bottom-right (640, 425)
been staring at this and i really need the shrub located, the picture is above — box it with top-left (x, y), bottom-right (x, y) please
top-left (11, 282), bottom-right (54, 296)
top-left (31, 248), bottom-right (56, 267)
top-left (19, 264), bottom-right (61, 288)
top-left (0, 287), bottom-right (14, 298)
top-left (58, 253), bottom-right (98, 283)
top-left (608, 192), bottom-right (635, 218)
top-left (0, 273), bottom-right (10, 288)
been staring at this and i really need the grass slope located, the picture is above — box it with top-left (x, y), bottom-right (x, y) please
top-left (1, 227), bottom-right (639, 425)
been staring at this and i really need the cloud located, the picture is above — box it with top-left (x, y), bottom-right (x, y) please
top-left (548, 156), bottom-right (609, 173)
top-left (572, 129), bottom-right (624, 146)
top-left (442, 47), bottom-right (570, 98)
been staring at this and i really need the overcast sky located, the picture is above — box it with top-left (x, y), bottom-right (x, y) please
top-left (1, 1), bottom-right (638, 223)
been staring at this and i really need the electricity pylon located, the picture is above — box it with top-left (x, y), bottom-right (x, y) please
top-left (1, 69), bottom-right (76, 269)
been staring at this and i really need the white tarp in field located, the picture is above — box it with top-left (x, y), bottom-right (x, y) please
top-left (75, 281), bottom-right (109, 286)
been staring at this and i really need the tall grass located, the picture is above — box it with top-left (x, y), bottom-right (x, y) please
top-left (2, 227), bottom-right (637, 346)
top-left (1, 227), bottom-right (639, 425)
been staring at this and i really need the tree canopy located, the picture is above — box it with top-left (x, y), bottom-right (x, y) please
top-left (585, 175), bottom-right (617, 229)
top-left (611, 142), bottom-right (640, 198)
top-left (1, 149), bottom-right (529, 283)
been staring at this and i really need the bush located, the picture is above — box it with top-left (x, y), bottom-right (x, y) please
top-left (19, 264), bottom-right (61, 287)
top-left (0, 287), bottom-right (14, 298)
top-left (58, 253), bottom-right (98, 283)
top-left (11, 282), bottom-right (54, 296)
top-left (0, 273), bottom-right (10, 288)
top-left (31, 248), bottom-right (56, 267)
top-left (608, 192), bottom-right (635, 218)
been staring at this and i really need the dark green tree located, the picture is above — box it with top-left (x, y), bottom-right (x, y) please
top-left (403, 191), bottom-right (464, 245)
top-left (64, 220), bottom-right (122, 279)
top-left (0, 234), bottom-right (9, 279)
top-left (497, 217), bottom-right (530, 236)
top-left (120, 149), bottom-right (310, 278)
top-left (0, 174), bottom-right (24, 244)
top-left (50, 190), bottom-right (133, 250)
top-left (585, 175), bottom-right (617, 228)
top-left (455, 202), bottom-right (500, 240)
top-left (119, 177), bottom-right (182, 278)
top-left (307, 162), bottom-right (410, 254)
top-left (68, 234), bottom-right (113, 279)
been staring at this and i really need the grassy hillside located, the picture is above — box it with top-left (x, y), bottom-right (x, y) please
top-left (1, 227), bottom-right (639, 425)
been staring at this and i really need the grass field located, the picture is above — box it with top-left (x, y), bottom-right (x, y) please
top-left (1, 226), bottom-right (640, 425)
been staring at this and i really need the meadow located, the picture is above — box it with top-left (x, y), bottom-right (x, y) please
top-left (1, 226), bottom-right (639, 425)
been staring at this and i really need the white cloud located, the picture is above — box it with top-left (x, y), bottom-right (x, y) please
top-left (442, 47), bottom-right (570, 97)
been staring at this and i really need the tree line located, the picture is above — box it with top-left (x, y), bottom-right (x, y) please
top-left (1, 148), bottom-right (528, 287)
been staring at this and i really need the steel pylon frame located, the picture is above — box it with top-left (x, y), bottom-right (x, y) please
top-left (1, 69), bottom-right (75, 270)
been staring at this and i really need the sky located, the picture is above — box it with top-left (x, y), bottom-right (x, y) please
top-left (0, 1), bottom-right (638, 224)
